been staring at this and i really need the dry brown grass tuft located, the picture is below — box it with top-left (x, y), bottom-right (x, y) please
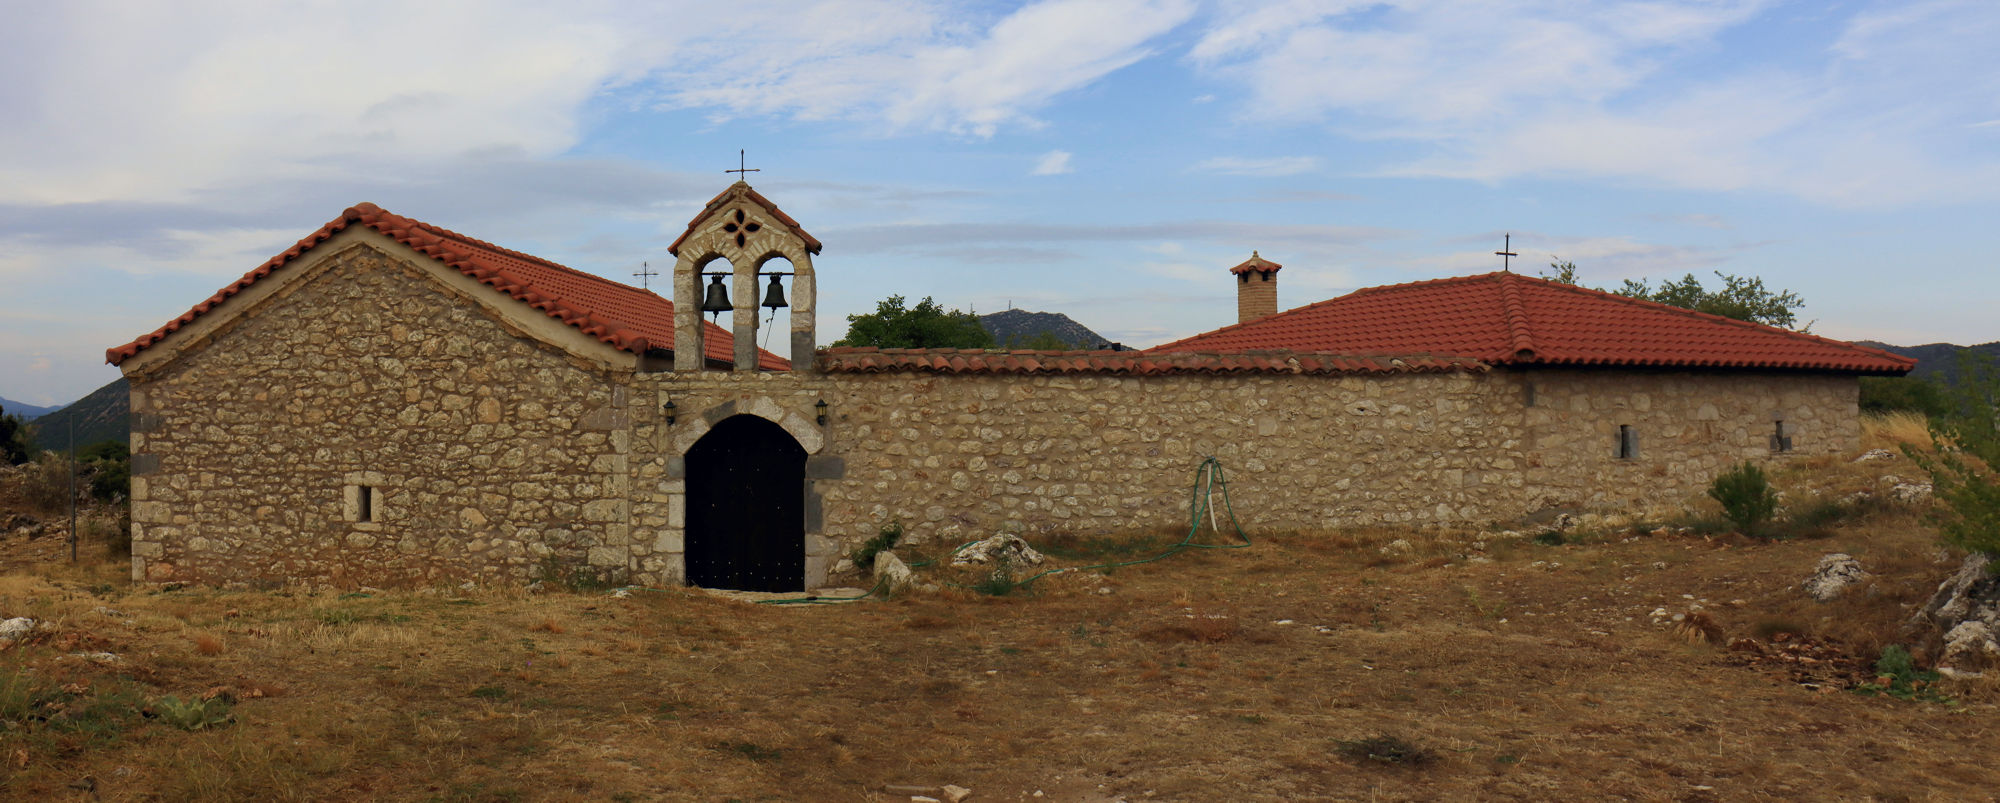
top-left (529, 617), bottom-right (566, 634)
top-left (192, 633), bottom-right (224, 655)
top-left (1673, 610), bottom-right (1723, 645)
top-left (1863, 411), bottom-right (1932, 450)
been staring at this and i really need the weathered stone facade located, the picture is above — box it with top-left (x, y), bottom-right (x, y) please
top-left (127, 244), bottom-right (640, 587)
top-left (117, 208), bottom-right (1868, 592)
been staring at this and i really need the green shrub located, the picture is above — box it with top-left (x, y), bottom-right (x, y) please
top-left (152, 694), bottom-right (234, 731)
top-left (1708, 462), bottom-right (1779, 538)
top-left (1905, 349), bottom-right (2000, 568)
top-left (1336, 734), bottom-right (1436, 767)
top-left (1854, 645), bottom-right (1953, 704)
top-left (973, 555), bottom-right (1015, 597)
top-left (849, 522), bottom-right (904, 568)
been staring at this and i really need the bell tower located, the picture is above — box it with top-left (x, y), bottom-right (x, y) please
top-left (667, 181), bottom-right (823, 372)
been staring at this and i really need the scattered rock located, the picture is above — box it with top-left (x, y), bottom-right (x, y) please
top-left (874, 550), bottom-right (916, 595)
top-left (608, 589), bottom-right (633, 599)
top-left (1853, 449), bottom-right (1898, 462)
top-left (67, 652), bottom-right (121, 663)
top-left (950, 533), bottom-right (1045, 568)
top-left (0, 617), bottom-right (38, 644)
top-left (1378, 538), bottom-right (1413, 556)
top-left (1803, 553), bottom-right (1869, 602)
top-left (942, 784), bottom-right (973, 803)
top-left (1889, 483), bottom-right (1933, 505)
top-left (833, 558), bottom-right (855, 575)
top-left (1913, 553), bottom-right (2000, 671)
top-left (1553, 513), bottom-right (1579, 532)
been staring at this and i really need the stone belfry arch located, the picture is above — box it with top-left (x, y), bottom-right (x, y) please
top-left (667, 182), bottom-right (823, 372)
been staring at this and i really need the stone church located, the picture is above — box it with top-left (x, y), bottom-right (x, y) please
top-left (106, 182), bottom-right (1913, 590)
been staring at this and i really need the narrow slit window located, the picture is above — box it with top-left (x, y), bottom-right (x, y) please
top-left (1771, 420), bottom-right (1793, 453)
top-left (357, 485), bottom-right (374, 522)
top-left (1616, 425), bottom-right (1638, 460)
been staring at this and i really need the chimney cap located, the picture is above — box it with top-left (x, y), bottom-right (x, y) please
top-left (1229, 251), bottom-right (1283, 275)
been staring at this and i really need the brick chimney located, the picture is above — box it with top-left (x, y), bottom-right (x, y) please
top-left (1231, 251), bottom-right (1282, 324)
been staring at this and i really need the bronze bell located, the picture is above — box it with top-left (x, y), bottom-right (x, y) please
top-left (761, 275), bottom-right (788, 310)
top-left (701, 275), bottom-right (733, 318)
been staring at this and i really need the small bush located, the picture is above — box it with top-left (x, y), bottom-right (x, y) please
top-left (973, 555), bottom-right (1016, 597)
top-left (1708, 462), bottom-right (1779, 538)
top-left (1530, 530), bottom-right (1566, 546)
top-left (1854, 645), bottom-right (1954, 704)
top-left (1336, 734), bottom-right (1436, 767)
top-left (19, 451), bottom-right (77, 515)
top-left (850, 522), bottom-right (904, 568)
top-left (152, 694), bottom-right (234, 731)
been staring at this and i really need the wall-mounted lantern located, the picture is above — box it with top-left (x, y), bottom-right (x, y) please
top-left (663, 398), bottom-right (677, 426)
top-left (815, 398), bottom-right (829, 426)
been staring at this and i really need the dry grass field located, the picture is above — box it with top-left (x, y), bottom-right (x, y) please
top-left (1, 417), bottom-right (1996, 801)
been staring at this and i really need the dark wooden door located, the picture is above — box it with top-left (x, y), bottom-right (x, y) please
top-left (685, 415), bottom-right (807, 592)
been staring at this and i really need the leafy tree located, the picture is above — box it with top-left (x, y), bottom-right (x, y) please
top-left (833, 295), bottom-right (995, 349)
top-left (1541, 260), bottom-right (1808, 330)
top-left (1860, 376), bottom-right (1949, 417)
top-left (0, 404), bottom-right (28, 466)
top-left (1543, 259), bottom-right (1581, 285)
top-left (1615, 272), bottom-right (1807, 330)
top-left (80, 440), bottom-right (131, 504)
top-left (1905, 350), bottom-right (2000, 568)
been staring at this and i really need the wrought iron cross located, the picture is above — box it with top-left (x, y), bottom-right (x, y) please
top-left (1495, 233), bottom-right (1518, 272)
top-left (725, 149), bottom-right (760, 180)
top-left (632, 260), bottom-right (658, 290)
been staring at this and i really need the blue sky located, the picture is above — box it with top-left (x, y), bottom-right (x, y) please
top-left (3, 0), bottom-right (1996, 407)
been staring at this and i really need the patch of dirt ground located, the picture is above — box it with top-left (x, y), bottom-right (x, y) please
top-left (2, 449), bottom-right (1997, 800)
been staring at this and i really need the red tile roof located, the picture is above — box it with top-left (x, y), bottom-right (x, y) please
top-left (1229, 251), bottom-right (1282, 275)
top-left (107, 203), bottom-right (788, 370)
top-left (1151, 271), bottom-right (1914, 375)
top-left (668, 181), bottom-right (822, 258)
top-left (819, 347), bottom-right (1485, 376)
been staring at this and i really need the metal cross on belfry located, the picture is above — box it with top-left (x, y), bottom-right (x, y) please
top-left (632, 261), bottom-right (658, 290)
top-left (1495, 233), bottom-right (1518, 272)
top-left (725, 150), bottom-right (760, 180)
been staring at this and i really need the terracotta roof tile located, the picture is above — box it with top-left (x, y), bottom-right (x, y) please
top-left (668, 181), bottom-right (822, 258)
top-left (107, 203), bottom-right (787, 370)
top-left (818, 347), bottom-right (1486, 376)
top-left (1151, 271), bottom-right (1913, 375)
top-left (1229, 251), bottom-right (1282, 275)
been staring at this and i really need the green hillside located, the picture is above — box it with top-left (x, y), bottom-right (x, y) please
top-left (28, 379), bottom-right (129, 452)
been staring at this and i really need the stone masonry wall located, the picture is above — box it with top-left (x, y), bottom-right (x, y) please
top-left (128, 244), bottom-right (638, 588)
top-left (627, 366), bottom-right (1861, 589)
top-left (1517, 368), bottom-right (1858, 511)
top-left (123, 244), bottom-right (1864, 591)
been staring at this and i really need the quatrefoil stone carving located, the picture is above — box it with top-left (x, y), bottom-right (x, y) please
top-left (721, 209), bottom-right (761, 248)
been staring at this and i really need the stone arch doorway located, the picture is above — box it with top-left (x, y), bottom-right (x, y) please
top-left (684, 414), bottom-right (807, 592)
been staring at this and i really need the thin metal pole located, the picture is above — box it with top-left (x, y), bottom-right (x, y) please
top-left (68, 414), bottom-right (77, 563)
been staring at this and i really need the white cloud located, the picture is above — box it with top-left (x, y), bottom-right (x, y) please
top-left (1187, 0), bottom-right (2000, 206)
top-left (1032, 150), bottom-right (1075, 175)
top-left (654, 0), bottom-right (1198, 137)
top-left (1195, 156), bottom-right (1321, 176)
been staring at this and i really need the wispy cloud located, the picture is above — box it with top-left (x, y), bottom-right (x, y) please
top-left (1194, 156), bottom-right (1321, 176)
top-left (1186, 0), bottom-right (2000, 206)
top-left (1032, 150), bottom-right (1074, 175)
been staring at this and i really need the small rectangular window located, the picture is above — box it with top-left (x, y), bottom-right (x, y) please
top-left (358, 485), bottom-right (374, 522)
top-left (1616, 425), bottom-right (1638, 460)
top-left (1523, 381), bottom-right (1538, 407)
top-left (1771, 420), bottom-right (1793, 453)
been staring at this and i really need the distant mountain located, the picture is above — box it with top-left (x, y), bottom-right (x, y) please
top-left (979, 309), bottom-right (1124, 350)
top-left (0, 396), bottom-right (59, 421)
top-left (28, 379), bottom-right (129, 451)
top-left (1855, 341), bottom-right (2000, 386)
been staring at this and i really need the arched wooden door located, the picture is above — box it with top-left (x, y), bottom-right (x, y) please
top-left (684, 414), bottom-right (807, 592)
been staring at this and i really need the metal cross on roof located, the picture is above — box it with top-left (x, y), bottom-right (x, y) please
top-left (1495, 233), bottom-right (1518, 272)
top-left (725, 149), bottom-right (760, 180)
top-left (632, 260), bottom-right (658, 290)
